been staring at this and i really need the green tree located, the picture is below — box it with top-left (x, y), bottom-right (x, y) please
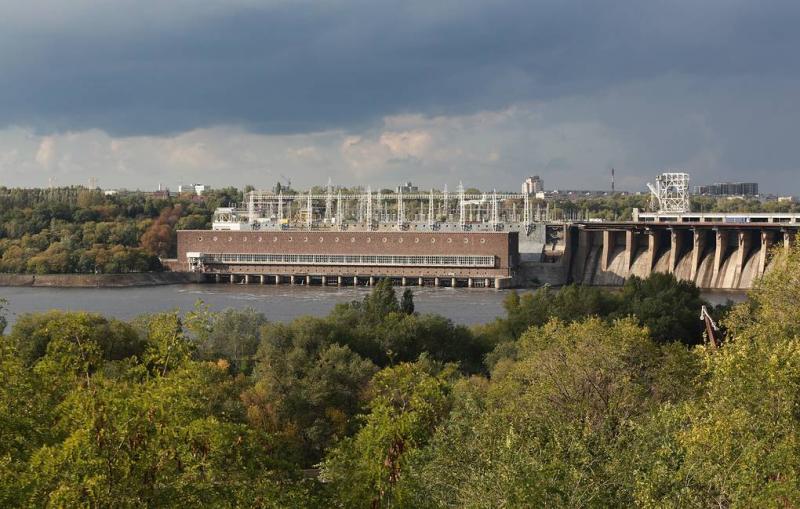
top-left (322, 358), bottom-right (455, 508)
top-left (186, 303), bottom-right (267, 374)
top-left (403, 318), bottom-right (697, 508)
top-left (400, 289), bottom-right (415, 315)
top-left (0, 298), bottom-right (6, 335)
top-left (361, 278), bottom-right (400, 322)
top-left (614, 272), bottom-right (706, 345)
top-left (25, 361), bottom-right (275, 507)
top-left (638, 244), bottom-right (800, 507)
top-left (245, 318), bottom-right (377, 466)
top-left (138, 312), bottom-right (194, 376)
top-left (0, 338), bottom-right (50, 507)
top-left (8, 311), bottom-right (144, 367)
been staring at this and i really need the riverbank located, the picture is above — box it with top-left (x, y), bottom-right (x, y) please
top-left (0, 272), bottom-right (203, 288)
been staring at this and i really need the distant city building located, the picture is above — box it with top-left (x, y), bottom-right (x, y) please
top-left (694, 182), bottom-right (759, 197)
top-left (396, 181), bottom-right (419, 193)
top-left (778, 196), bottom-right (795, 203)
top-left (178, 183), bottom-right (206, 196)
top-left (521, 176), bottom-right (544, 194)
top-left (103, 189), bottom-right (118, 196)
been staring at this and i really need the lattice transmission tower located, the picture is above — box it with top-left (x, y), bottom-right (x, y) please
top-left (647, 172), bottom-right (690, 213)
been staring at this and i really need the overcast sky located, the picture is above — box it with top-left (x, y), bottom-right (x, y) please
top-left (1, 0), bottom-right (798, 193)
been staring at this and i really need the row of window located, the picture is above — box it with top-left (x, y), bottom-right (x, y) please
top-left (198, 235), bottom-right (489, 245)
top-left (190, 252), bottom-right (496, 268)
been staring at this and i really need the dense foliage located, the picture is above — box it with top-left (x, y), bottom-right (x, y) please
top-left (0, 186), bottom-right (241, 274)
top-left (2, 247), bottom-right (800, 506)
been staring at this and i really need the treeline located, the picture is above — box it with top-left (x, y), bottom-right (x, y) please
top-left (7, 260), bottom-right (798, 506)
top-left (0, 187), bottom-right (241, 274)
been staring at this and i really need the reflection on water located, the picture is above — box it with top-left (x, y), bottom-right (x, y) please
top-left (697, 290), bottom-right (749, 307)
top-left (0, 284), bottom-right (748, 328)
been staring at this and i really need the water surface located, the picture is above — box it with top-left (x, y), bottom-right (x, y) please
top-left (0, 284), bottom-right (747, 328)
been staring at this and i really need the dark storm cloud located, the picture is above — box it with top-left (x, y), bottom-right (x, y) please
top-left (1, 0), bottom-right (798, 136)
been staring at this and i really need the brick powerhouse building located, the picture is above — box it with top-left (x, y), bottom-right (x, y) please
top-left (175, 230), bottom-right (519, 288)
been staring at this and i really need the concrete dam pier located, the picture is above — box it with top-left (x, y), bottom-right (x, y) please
top-left (566, 222), bottom-right (798, 290)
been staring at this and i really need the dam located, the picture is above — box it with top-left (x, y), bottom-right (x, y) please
top-left (166, 184), bottom-right (799, 290)
top-left (565, 219), bottom-right (799, 290)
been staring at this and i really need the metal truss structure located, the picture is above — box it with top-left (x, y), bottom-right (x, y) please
top-left (646, 172), bottom-right (691, 213)
top-left (215, 183), bottom-right (554, 232)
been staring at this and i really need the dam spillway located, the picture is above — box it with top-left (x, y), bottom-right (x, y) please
top-left (567, 222), bottom-right (798, 290)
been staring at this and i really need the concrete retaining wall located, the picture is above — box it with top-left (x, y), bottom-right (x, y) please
top-left (0, 272), bottom-right (202, 288)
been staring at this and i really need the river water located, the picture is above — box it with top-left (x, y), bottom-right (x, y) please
top-left (0, 284), bottom-right (747, 328)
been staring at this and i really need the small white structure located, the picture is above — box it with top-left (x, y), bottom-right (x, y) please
top-left (647, 172), bottom-right (690, 213)
top-left (396, 181), bottom-right (418, 193)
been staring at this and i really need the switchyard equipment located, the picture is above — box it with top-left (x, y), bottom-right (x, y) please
top-left (212, 183), bottom-right (552, 233)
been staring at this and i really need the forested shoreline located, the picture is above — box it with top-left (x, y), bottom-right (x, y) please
top-left (2, 245), bottom-right (799, 507)
top-left (0, 187), bottom-right (242, 274)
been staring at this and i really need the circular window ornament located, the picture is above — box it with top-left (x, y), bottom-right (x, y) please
top-left (350, 237), bottom-right (356, 243)
top-left (366, 237), bottom-right (372, 243)
top-left (303, 236), bottom-right (308, 242)
top-left (447, 237), bottom-right (453, 243)
top-left (431, 238), bottom-right (436, 244)
top-left (243, 237), bottom-right (247, 242)
top-left (288, 236), bottom-right (293, 242)
top-left (414, 237), bottom-right (420, 243)
top-left (212, 236), bottom-right (218, 242)
top-left (463, 237), bottom-right (469, 244)
top-left (335, 237), bottom-right (340, 243)
top-left (198, 236), bottom-right (203, 242)
top-left (319, 236), bottom-right (324, 243)
top-left (273, 236), bottom-right (278, 242)
top-left (382, 237), bottom-right (388, 243)
top-left (228, 236), bottom-right (233, 242)
top-left (480, 238), bottom-right (486, 244)
top-left (398, 237), bottom-right (404, 244)
top-left (258, 236), bottom-right (263, 242)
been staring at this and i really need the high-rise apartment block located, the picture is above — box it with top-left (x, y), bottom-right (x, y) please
top-left (522, 176), bottom-right (544, 194)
